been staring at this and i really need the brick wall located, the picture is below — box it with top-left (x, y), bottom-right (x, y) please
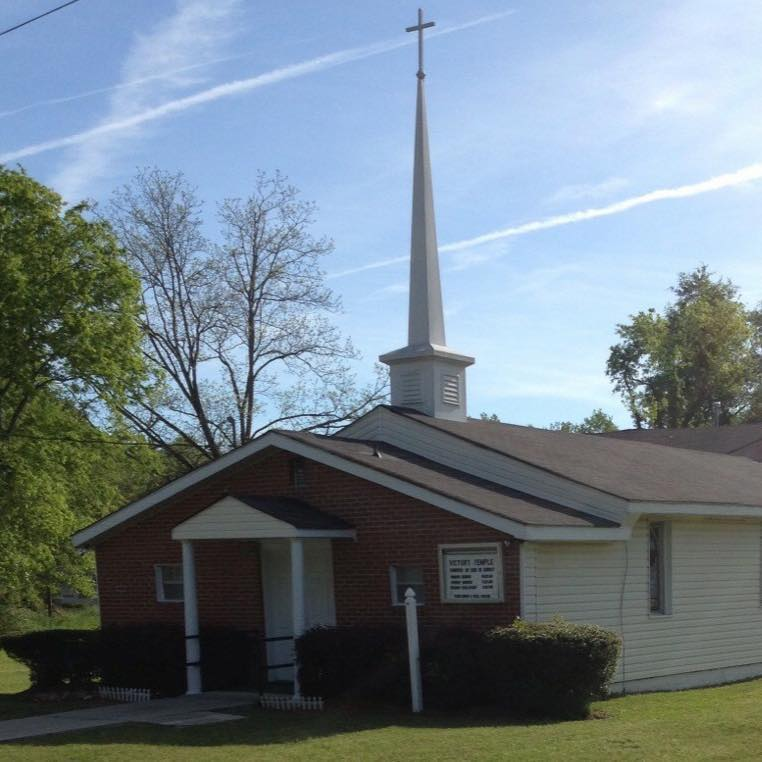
top-left (95, 448), bottom-right (521, 633)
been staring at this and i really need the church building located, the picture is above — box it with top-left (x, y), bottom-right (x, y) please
top-left (74, 12), bottom-right (762, 697)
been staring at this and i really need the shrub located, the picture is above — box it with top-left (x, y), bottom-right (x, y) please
top-left (485, 617), bottom-right (621, 718)
top-left (99, 624), bottom-right (185, 695)
top-left (297, 619), bottom-right (619, 718)
top-left (296, 626), bottom-right (407, 701)
top-left (2, 624), bottom-right (263, 695)
top-left (100, 624), bottom-right (263, 695)
top-left (1, 629), bottom-right (100, 690)
top-left (420, 627), bottom-right (491, 710)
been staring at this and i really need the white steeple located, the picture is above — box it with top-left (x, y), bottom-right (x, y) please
top-left (380, 9), bottom-right (474, 421)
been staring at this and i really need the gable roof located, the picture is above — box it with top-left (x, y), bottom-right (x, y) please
top-left (73, 406), bottom-right (762, 550)
top-left (601, 423), bottom-right (762, 461)
top-left (384, 407), bottom-right (762, 507)
top-left (277, 432), bottom-right (615, 528)
top-left (72, 426), bottom-right (621, 549)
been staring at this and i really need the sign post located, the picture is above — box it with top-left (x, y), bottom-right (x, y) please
top-left (404, 587), bottom-right (423, 713)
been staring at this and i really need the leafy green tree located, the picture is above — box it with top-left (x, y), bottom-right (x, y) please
top-left (549, 409), bottom-right (619, 434)
top-left (0, 167), bottom-right (144, 438)
top-left (607, 266), bottom-right (760, 428)
top-left (0, 392), bottom-right (170, 611)
top-left (0, 168), bottom-right (155, 612)
top-left (479, 412), bottom-right (501, 422)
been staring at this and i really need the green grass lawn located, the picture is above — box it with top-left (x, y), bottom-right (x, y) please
top-left (1, 668), bottom-right (762, 760)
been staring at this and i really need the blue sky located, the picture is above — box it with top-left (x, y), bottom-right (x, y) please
top-left (4, 0), bottom-right (762, 428)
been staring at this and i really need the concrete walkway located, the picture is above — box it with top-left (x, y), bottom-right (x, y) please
top-left (0, 691), bottom-right (259, 742)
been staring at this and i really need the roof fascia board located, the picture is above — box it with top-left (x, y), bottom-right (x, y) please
top-left (630, 501), bottom-right (762, 518)
top-left (72, 432), bottom-right (286, 548)
top-left (172, 526), bottom-right (357, 540)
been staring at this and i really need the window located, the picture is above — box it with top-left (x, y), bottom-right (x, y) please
top-left (439, 543), bottom-right (503, 603)
top-left (290, 458), bottom-right (306, 489)
top-left (155, 564), bottom-right (183, 602)
top-left (649, 522), bottom-right (671, 614)
top-left (390, 566), bottom-right (425, 605)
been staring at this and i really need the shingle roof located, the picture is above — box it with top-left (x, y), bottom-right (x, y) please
top-left (601, 423), bottom-right (762, 461)
top-left (232, 496), bottom-right (352, 530)
top-left (382, 407), bottom-right (762, 507)
top-left (277, 431), bottom-right (615, 527)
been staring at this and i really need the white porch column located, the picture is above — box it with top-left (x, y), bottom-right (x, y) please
top-left (182, 540), bottom-right (202, 695)
top-left (290, 538), bottom-right (305, 697)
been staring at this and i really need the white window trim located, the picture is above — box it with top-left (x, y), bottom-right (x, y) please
top-left (389, 565), bottom-right (425, 607)
top-left (438, 542), bottom-right (504, 604)
top-left (648, 521), bottom-right (672, 616)
top-left (154, 564), bottom-right (184, 603)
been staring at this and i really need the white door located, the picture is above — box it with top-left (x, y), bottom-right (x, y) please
top-left (260, 539), bottom-right (336, 682)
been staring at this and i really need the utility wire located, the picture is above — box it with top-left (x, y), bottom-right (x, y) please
top-left (0, 0), bottom-right (83, 39)
top-left (4, 432), bottom-right (199, 448)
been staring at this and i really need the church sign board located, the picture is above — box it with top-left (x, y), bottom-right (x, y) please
top-left (439, 544), bottom-right (503, 603)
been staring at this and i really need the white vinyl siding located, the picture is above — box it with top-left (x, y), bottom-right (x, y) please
top-left (172, 496), bottom-right (293, 540)
top-left (522, 518), bottom-right (762, 690)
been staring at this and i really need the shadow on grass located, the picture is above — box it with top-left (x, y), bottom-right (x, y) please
top-left (3, 703), bottom-right (585, 750)
top-left (0, 690), bottom-right (103, 722)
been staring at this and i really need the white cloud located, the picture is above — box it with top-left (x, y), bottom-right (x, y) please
top-left (328, 162), bottom-right (762, 279)
top-left (48, 0), bottom-right (243, 201)
top-left (1, 10), bottom-right (514, 201)
top-left (546, 177), bottom-right (629, 205)
top-left (440, 162), bottom-right (762, 254)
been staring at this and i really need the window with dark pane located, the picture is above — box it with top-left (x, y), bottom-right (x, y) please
top-left (156, 564), bottom-right (184, 602)
top-left (290, 458), bottom-right (306, 489)
top-left (391, 565), bottom-right (424, 605)
top-left (649, 523), bottom-right (665, 614)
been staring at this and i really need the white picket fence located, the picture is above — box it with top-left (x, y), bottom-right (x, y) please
top-left (259, 693), bottom-right (323, 711)
top-left (98, 685), bottom-right (152, 703)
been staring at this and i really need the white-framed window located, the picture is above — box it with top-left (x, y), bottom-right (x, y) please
top-left (439, 543), bottom-right (503, 603)
top-left (155, 564), bottom-right (184, 603)
top-left (390, 565), bottom-right (425, 606)
top-left (649, 522), bottom-right (672, 615)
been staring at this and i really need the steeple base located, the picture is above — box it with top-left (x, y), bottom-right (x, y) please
top-left (380, 344), bottom-right (474, 421)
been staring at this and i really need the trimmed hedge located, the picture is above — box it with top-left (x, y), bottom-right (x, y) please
top-left (1, 629), bottom-right (100, 690)
top-left (296, 625), bottom-right (407, 702)
top-left (486, 618), bottom-right (621, 718)
top-left (296, 618), bottom-right (620, 718)
top-left (2, 625), bottom-right (263, 695)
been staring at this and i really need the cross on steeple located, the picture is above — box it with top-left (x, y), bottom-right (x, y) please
top-left (406, 8), bottom-right (435, 79)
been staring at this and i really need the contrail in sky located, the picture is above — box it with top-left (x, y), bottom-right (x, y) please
top-left (0, 11), bottom-right (513, 165)
top-left (328, 162), bottom-right (762, 278)
top-left (0, 50), bottom-right (260, 120)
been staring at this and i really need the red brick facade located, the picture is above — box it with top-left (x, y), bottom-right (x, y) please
top-left (95, 447), bottom-right (521, 633)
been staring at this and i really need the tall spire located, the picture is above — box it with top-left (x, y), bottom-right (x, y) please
top-left (406, 8), bottom-right (444, 348)
top-left (380, 9), bottom-right (474, 421)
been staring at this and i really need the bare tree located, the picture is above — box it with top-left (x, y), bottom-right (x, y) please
top-left (108, 168), bottom-right (387, 469)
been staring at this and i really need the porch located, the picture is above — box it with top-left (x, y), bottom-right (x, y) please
top-left (170, 495), bottom-right (355, 696)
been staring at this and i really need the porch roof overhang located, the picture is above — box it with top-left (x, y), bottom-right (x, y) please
top-left (171, 495), bottom-right (356, 541)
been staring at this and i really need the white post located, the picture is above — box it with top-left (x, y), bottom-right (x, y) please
top-left (290, 538), bottom-right (305, 698)
top-left (404, 587), bottom-right (423, 713)
top-left (182, 540), bottom-right (202, 695)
